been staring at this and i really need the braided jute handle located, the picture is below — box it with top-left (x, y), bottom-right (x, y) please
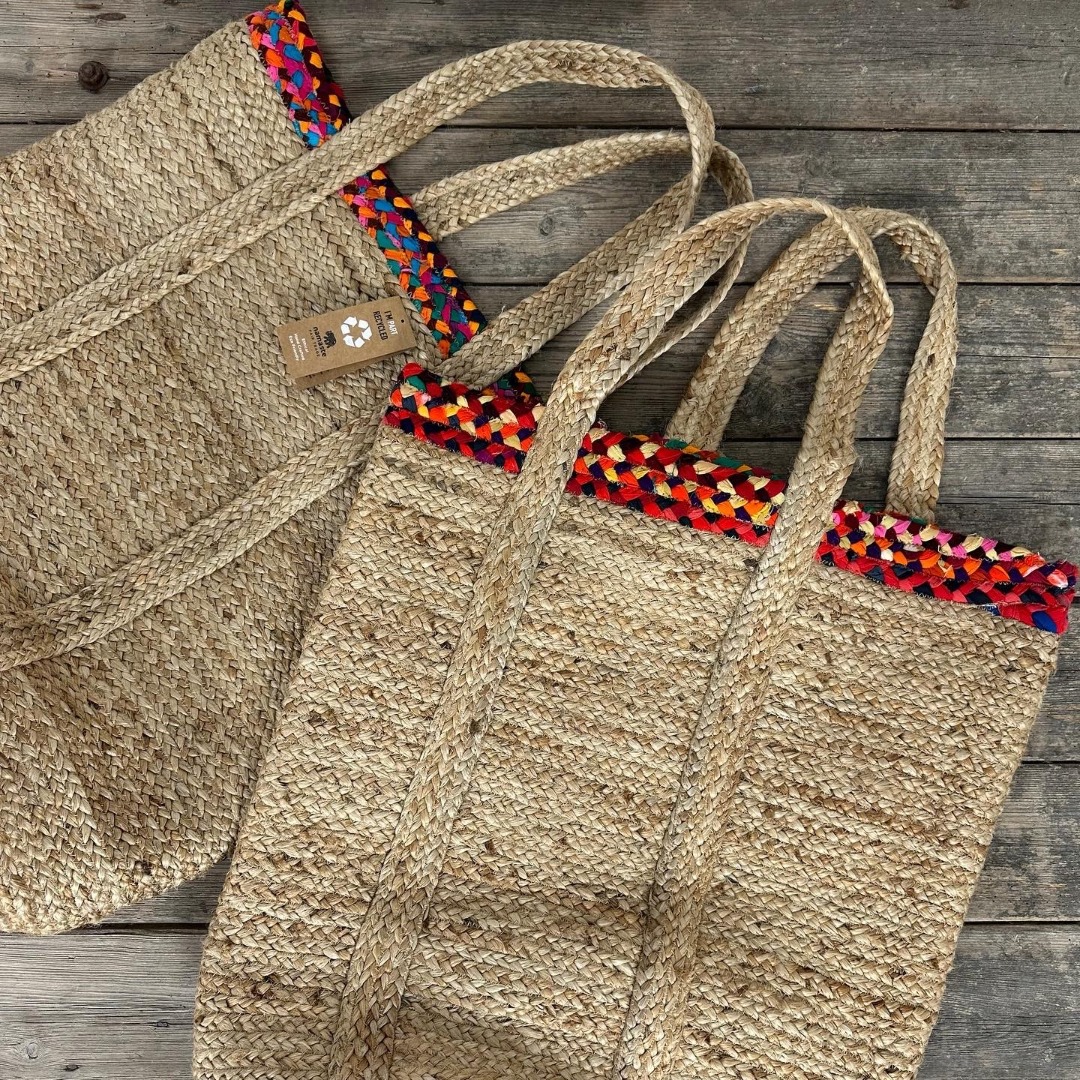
top-left (443, 140), bottom-right (754, 386)
top-left (667, 207), bottom-right (958, 520)
top-left (412, 132), bottom-right (753, 386)
top-left (0, 40), bottom-right (714, 385)
top-left (609, 218), bottom-right (894, 1077)
top-left (327, 197), bottom-right (894, 1079)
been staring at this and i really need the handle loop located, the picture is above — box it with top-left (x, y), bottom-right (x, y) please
top-left (441, 141), bottom-right (754, 386)
top-left (666, 207), bottom-right (957, 519)
top-left (412, 131), bottom-right (690, 238)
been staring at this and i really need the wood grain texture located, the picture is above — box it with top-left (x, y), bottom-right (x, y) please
top-left (5, 0), bottom-right (1080, 131)
top-left (0, 931), bottom-right (202, 1080)
top-left (2, 0), bottom-right (1078, 1075)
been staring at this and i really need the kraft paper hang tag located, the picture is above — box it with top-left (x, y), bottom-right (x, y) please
top-left (276, 297), bottom-right (417, 389)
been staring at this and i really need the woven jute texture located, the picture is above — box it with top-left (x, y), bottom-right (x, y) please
top-left (193, 199), bottom-right (1068, 1078)
top-left (0, 10), bottom-right (752, 934)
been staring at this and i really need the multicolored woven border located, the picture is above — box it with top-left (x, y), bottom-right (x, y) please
top-left (385, 364), bottom-right (1077, 634)
top-left (245, 0), bottom-right (486, 357)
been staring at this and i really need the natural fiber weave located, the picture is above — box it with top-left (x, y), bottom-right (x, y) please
top-left (0, 3), bottom-right (751, 933)
top-left (193, 199), bottom-right (1072, 1077)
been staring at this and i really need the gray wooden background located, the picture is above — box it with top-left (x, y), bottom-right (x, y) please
top-left (3, 0), bottom-right (1080, 1077)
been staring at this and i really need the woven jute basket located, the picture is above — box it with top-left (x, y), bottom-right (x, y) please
top-left (0, 0), bottom-right (758, 934)
top-left (193, 198), bottom-right (1075, 1079)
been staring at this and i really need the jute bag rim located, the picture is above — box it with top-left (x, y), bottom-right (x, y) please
top-left (383, 210), bottom-right (1076, 638)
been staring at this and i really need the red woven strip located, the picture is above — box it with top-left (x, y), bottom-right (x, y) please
top-left (384, 364), bottom-right (1076, 634)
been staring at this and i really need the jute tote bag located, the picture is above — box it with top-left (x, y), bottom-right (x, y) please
top-left (0, 0), bottom-right (755, 934)
top-left (194, 198), bottom-right (1074, 1077)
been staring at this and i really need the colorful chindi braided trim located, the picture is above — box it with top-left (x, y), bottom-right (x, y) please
top-left (246, 0), bottom-right (485, 357)
top-left (385, 364), bottom-right (1077, 634)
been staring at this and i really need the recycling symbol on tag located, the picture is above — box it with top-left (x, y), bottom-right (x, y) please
top-left (341, 315), bottom-right (373, 348)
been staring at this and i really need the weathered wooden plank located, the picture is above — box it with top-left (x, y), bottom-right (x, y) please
top-left (2, 122), bottom-right (1079, 284)
top-left (391, 128), bottom-right (1080, 284)
top-left (922, 925), bottom-right (1080, 1079)
top-left (974, 766), bottom-right (1080, 922)
top-left (6, 1), bottom-right (1080, 133)
top-left (100, 762), bottom-right (1080, 928)
top-left (0, 930), bottom-right (200, 1080)
top-left (1032, 631), bottom-right (1080, 763)
top-left (489, 283), bottom-right (1080, 440)
top-left (0, 925), bottom-right (1076, 1078)
top-left (0, 125), bottom-right (62, 153)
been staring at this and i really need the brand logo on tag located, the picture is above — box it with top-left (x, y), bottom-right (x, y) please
top-left (275, 297), bottom-right (417, 388)
top-left (341, 316), bottom-right (372, 348)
